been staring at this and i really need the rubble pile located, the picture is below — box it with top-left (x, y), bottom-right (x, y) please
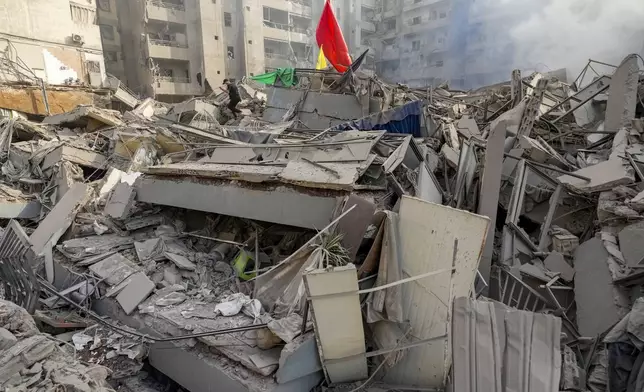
top-left (0, 55), bottom-right (644, 391)
top-left (0, 299), bottom-right (114, 391)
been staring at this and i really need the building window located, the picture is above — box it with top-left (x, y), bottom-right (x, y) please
top-left (414, 0), bottom-right (422, 3)
top-left (411, 16), bottom-right (421, 25)
top-left (212, 0), bottom-right (216, 3)
top-left (412, 40), bottom-right (420, 51)
top-left (70, 2), bottom-right (97, 25)
top-left (99, 24), bottom-right (115, 40)
top-left (385, 19), bottom-right (396, 30)
top-left (246, 6), bottom-right (250, 11)
top-left (217, 71), bottom-right (221, 74)
top-left (430, 10), bottom-right (437, 20)
top-left (336, 7), bottom-right (341, 19)
top-left (86, 60), bottom-right (101, 73)
top-left (227, 46), bottom-right (235, 59)
top-left (104, 51), bottom-right (118, 62)
top-left (224, 12), bottom-right (232, 27)
top-left (435, 60), bottom-right (444, 67)
top-left (97, 0), bottom-right (110, 12)
top-left (215, 35), bottom-right (219, 40)
top-left (439, 11), bottom-right (447, 18)
top-left (248, 40), bottom-right (252, 44)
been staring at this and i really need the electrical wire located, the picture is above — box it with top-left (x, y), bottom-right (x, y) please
top-left (38, 280), bottom-right (267, 343)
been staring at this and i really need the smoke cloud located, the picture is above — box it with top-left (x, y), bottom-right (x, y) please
top-left (471, 0), bottom-right (644, 81)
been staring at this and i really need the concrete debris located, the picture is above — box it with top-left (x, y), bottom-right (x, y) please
top-left (1, 53), bottom-right (644, 392)
top-left (0, 300), bottom-right (113, 391)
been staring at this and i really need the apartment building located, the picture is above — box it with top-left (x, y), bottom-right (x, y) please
top-left (0, 0), bottom-right (106, 87)
top-left (373, 0), bottom-right (530, 89)
top-left (98, 0), bottom-right (316, 102)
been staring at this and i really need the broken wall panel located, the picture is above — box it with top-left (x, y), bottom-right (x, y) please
top-left (29, 183), bottom-right (88, 255)
top-left (574, 238), bottom-right (629, 336)
top-left (263, 88), bottom-right (363, 128)
top-left (382, 196), bottom-right (489, 388)
top-left (478, 121), bottom-right (506, 282)
top-left (604, 54), bottom-right (639, 133)
top-left (304, 264), bottom-right (368, 384)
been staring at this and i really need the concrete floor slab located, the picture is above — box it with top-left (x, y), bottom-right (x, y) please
top-left (135, 176), bottom-right (344, 230)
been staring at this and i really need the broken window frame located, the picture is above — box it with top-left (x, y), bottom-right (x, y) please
top-left (99, 24), bottom-right (115, 41)
top-left (501, 159), bottom-right (563, 265)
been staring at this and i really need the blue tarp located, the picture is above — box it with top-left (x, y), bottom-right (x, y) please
top-left (329, 100), bottom-right (423, 137)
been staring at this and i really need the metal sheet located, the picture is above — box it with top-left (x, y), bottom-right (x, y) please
top-left (382, 196), bottom-right (489, 388)
top-left (304, 264), bottom-right (368, 384)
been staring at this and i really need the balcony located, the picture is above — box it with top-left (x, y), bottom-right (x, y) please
top-left (403, 0), bottom-right (448, 12)
top-left (362, 21), bottom-right (376, 33)
top-left (146, 1), bottom-right (186, 24)
top-left (262, 0), bottom-right (312, 17)
top-left (153, 77), bottom-right (202, 96)
top-left (147, 38), bottom-right (189, 61)
top-left (262, 21), bottom-right (311, 44)
top-left (264, 53), bottom-right (294, 69)
top-left (402, 17), bottom-right (449, 35)
top-left (379, 46), bottom-right (400, 61)
top-left (362, 0), bottom-right (378, 8)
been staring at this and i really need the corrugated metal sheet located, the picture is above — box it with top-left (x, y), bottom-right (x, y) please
top-left (382, 196), bottom-right (489, 388)
top-left (452, 297), bottom-right (562, 392)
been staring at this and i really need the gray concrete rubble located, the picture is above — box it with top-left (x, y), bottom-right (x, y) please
top-left (0, 300), bottom-right (114, 391)
top-left (2, 55), bottom-right (644, 392)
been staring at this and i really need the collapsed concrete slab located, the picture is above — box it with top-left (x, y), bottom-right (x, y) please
top-left (558, 159), bottom-right (634, 193)
top-left (0, 185), bottom-right (41, 219)
top-left (135, 175), bottom-right (347, 230)
top-left (42, 105), bottom-right (124, 130)
top-left (41, 145), bottom-right (107, 170)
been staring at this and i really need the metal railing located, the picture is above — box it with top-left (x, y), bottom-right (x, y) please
top-left (149, 0), bottom-right (185, 11)
top-left (157, 76), bottom-right (190, 83)
top-left (264, 52), bottom-right (290, 59)
top-left (149, 38), bottom-right (188, 48)
top-left (262, 20), bottom-right (311, 36)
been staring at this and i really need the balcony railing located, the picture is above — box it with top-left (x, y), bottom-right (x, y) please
top-left (156, 76), bottom-right (191, 83)
top-left (149, 0), bottom-right (185, 11)
top-left (263, 20), bottom-right (311, 35)
top-left (265, 52), bottom-right (290, 60)
top-left (149, 38), bottom-right (188, 48)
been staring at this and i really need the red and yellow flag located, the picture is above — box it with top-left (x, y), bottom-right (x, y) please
top-left (315, 0), bottom-right (351, 73)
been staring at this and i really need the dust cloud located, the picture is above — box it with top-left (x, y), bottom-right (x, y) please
top-left (472, 0), bottom-right (644, 80)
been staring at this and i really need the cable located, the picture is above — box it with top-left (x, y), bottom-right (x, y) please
top-left (38, 280), bottom-right (267, 343)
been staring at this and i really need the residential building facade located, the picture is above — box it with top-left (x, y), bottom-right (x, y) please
top-left (373, 0), bottom-right (530, 89)
top-left (98, 0), bottom-right (317, 102)
top-left (0, 0), bottom-right (106, 87)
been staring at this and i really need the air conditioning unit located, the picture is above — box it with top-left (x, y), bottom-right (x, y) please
top-left (71, 34), bottom-right (85, 45)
